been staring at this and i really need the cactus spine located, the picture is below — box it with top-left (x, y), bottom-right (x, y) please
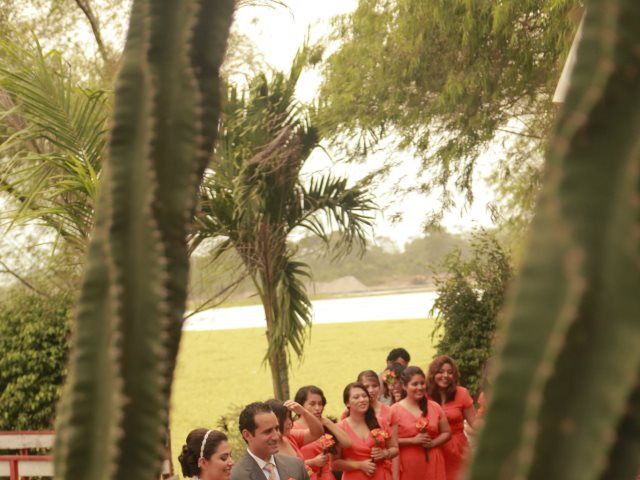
top-left (53, 1), bottom-right (233, 479)
top-left (467, 0), bottom-right (640, 479)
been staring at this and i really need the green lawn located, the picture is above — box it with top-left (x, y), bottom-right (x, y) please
top-left (170, 318), bottom-right (437, 470)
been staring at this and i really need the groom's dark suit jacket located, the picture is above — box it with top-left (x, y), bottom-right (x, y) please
top-left (230, 452), bottom-right (310, 480)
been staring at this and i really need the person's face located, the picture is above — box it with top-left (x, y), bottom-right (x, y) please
top-left (303, 393), bottom-right (325, 418)
top-left (395, 357), bottom-right (408, 368)
top-left (404, 374), bottom-right (426, 400)
top-left (387, 357), bottom-right (408, 368)
top-left (346, 387), bottom-right (370, 414)
top-left (362, 378), bottom-right (381, 402)
top-left (434, 363), bottom-right (456, 390)
top-left (199, 440), bottom-right (234, 480)
top-left (243, 412), bottom-right (280, 460)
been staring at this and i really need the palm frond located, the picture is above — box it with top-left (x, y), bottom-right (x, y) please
top-left (296, 174), bottom-right (377, 257)
top-left (0, 36), bottom-right (109, 251)
top-left (268, 255), bottom-right (312, 360)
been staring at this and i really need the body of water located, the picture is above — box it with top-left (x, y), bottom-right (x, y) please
top-left (183, 290), bottom-right (438, 331)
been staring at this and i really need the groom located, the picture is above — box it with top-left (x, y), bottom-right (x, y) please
top-left (231, 401), bottom-right (310, 480)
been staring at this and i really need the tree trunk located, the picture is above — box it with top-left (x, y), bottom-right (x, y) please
top-left (261, 281), bottom-right (290, 400)
top-left (267, 344), bottom-right (290, 400)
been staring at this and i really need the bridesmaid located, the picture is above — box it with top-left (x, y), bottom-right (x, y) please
top-left (334, 382), bottom-right (398, 480)
top-left (381, 362), bottom-right (406, 405)
top-left (266, 399), bottom-right (324, 460)
top-left (293, 385), bottom-right (352, 480)
top-left (357, 370), bottom-right (393, 426)
top-left (426, 356), bottom-right (476, 480)
top-left (341, 371), bottom-right (392, 424)
top-left (357, 370), bottom-right (394, 478)
top-left (178, 428), bottom-right (234, 480)
top-left (391, 366), bottom-right (450, 480)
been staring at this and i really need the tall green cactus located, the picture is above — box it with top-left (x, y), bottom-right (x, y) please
top-left (467, 0), bottom-right (640, 479)
top-left (53, 1), bottom-right (233, 479)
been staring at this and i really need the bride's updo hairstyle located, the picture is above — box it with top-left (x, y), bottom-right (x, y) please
top-left (178, 428), bottom-right (227, 478)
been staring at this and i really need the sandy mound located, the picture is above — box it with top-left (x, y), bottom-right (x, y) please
top-left (312, 275), bottom-right (368, 295)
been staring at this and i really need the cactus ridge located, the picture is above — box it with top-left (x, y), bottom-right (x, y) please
top-left (144, 0), bottom-right (234, 463)
top-left (53, 0), bottom-right (233, 479)
top-left (599, 380), bottom-right (640, 479)
top-left (106, 0), bottom-right (172, 476)
top-left (53, 168), bottom-right (121, 480)
top-left (145, 0), bottom-right (202, 413)
top-left (468, 0), bottom-right (640, 479)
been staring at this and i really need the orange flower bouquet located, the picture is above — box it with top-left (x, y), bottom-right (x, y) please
top-left (319, 434), bottom-right (335, 452)
top-left (370, 428), bottom-right (389, 447)
top-left (416, 417), bottom-right (430, 461)
top-left (316, 433), bottom-right (335, 476)
top-left (381, 369), bottom-right (397, 385)
top-left (370, 428), bottom-right (390, 464)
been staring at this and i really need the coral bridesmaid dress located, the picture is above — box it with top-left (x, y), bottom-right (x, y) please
top-left (337, 418), bottom-right (392, 480)
top-left (292, 421), bottom-right (335, 480)
top-left (441, 386), bottom-right (474, 480)
top-left (390, 401), bottom-right (446, 480)
top-left (376, 403), bottom-right (393, 427)
top-left (286, 429), bottom-right (306, 460)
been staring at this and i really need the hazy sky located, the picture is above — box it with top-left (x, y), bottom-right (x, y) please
top-left (234, 1), bottom-right (495, 248)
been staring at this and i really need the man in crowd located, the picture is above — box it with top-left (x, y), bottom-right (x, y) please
top-left (231, 402), bottom-right (310, 480)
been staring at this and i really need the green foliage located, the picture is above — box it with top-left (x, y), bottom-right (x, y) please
top-left (430, 230), bottom-right (512, 397)
top-left (468, 0), bottom-right (640, 478)
top-left (319, 0), bottom-right (581, 217)
top-left (0, 36), bottom-right (109, 253)
top-left (0, 0), bottom-right (129, 81)
top-left (0, 287), bottom-right (72, 430)
top-left (216, 404), bottom-right (246, 457)
top-left (52, 1), bottom-right (233, 479)
top-left (193, 46), bottom-right (376, 399)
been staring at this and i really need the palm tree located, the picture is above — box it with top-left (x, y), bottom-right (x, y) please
top-left (192, 48), bottom-right (376, 399)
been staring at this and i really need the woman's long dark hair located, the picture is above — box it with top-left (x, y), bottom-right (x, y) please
top-left (426, 355), bottom-right (459, 404)
top-left (400, 366), bottom-right (428, 417)
top-left (343, 382), bottom-right (380, 431)
top-left (294, 385), bottom-right (338, 453)
top-left (265, 399), bottom-right (291, 434)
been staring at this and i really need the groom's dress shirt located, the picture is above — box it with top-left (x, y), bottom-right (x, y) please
top-left (247, 449), bottom-right (281, 480)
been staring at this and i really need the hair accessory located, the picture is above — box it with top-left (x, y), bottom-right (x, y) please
top-left (200, 429), bottom-right (213, 459)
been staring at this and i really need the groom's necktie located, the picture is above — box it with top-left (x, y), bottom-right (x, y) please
top-left (264, 461), bottom-right (277, 480)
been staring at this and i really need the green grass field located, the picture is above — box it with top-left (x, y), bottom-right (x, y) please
top-left (170, 318), bottom-right (437, 470)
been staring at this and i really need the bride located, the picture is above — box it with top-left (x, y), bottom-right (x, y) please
top-left (178, 428), bottom-right (234, 480)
